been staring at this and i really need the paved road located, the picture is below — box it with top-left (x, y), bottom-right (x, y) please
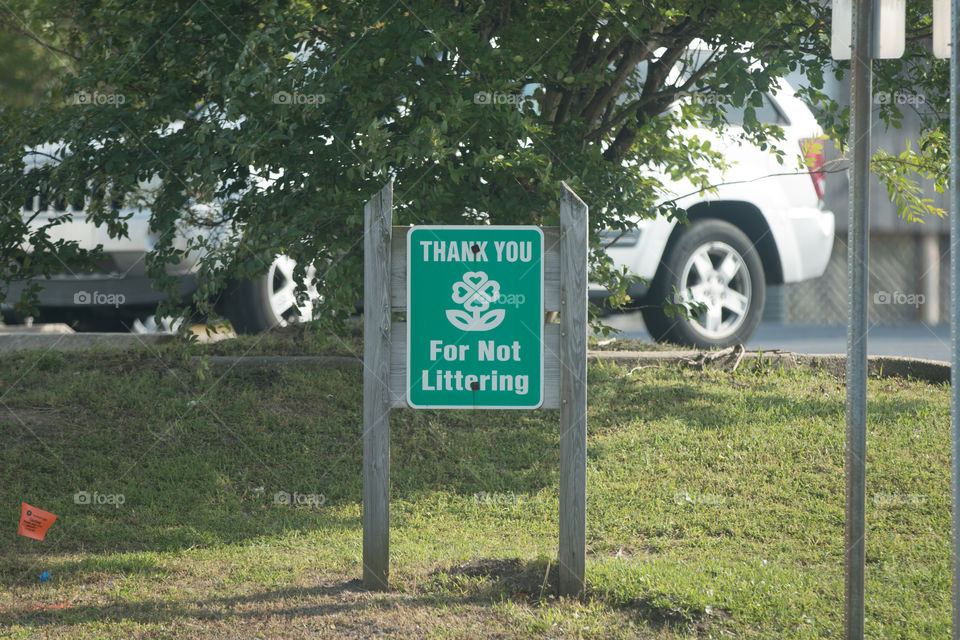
top-left (1, 318), bottom-right (951, 362)
top-left (601, 312), bottom-right (952, 362)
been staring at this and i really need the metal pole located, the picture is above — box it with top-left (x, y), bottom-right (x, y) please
top-left (950, 0), bottom-right (960, 635)
top-left (846, 0), bottom-right (873, 637)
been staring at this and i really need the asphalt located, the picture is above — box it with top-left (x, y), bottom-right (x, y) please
top-left (0, 318), bottom-right (952, 364)
top-left (601, 312), bottom-right (952, 362)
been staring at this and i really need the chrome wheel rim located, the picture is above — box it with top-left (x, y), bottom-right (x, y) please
top-left (677, 241), bottom-right (751, 339)
top-left (267, 255), bottom-right (319, 325)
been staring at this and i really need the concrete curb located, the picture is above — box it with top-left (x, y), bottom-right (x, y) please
top-left (0, 332), bottom-right (174, 353)
top-left (588, 350), bottom-right (951, 384)
top-left (196, 350), bottom-right (951, 384)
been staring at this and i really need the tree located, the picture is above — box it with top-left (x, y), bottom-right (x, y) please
top-left (0, 1), bottom-right (76, 108)
top-left (0, 0), bottom-right (870, 327)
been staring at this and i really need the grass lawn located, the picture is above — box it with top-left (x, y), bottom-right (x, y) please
top-left (0, 328), bottom-right (951, 638)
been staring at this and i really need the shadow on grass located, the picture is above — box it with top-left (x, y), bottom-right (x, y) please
top-left (0, 579), bottom-right (367, 628)
top-left (0, 553), bottom-right (168, 589)
top-left (0, 558), bottom-right (716, 636)
top-left (429, 557), bottom-right (715, 633)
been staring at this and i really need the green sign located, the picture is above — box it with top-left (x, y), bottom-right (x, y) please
top-left (406, 226), bottom-right (544, 409)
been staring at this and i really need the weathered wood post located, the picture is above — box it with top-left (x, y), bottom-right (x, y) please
top-left (363, 181), bottom-right (393, 590)
top-left (558, 182), bottom-right (588, 597)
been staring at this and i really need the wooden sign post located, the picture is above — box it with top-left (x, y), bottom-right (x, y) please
top-left (362, 181), bottom-right (588, 596)
top-left (362, 181), bottom-right (393, 591)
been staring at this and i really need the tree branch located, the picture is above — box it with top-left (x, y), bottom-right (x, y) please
top-left (0, 11), bottom-right (79, 61)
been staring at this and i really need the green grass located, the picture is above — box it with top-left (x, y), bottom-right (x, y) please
top-left (189, 321), bottom-right (365, 356)
top-left (587, 332), bottom-right (691, 352)
top-left (0, 333), bottom-right (950, 638)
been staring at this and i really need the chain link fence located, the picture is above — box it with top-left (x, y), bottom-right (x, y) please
top-left (766, 233), bottom-right (950, 326)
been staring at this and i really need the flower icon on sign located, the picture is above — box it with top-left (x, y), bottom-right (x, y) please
top-left (446, 271), bottom-right (505, 331)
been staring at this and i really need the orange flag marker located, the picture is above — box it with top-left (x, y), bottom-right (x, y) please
top-left (17, 503), bottom-right (56, 541)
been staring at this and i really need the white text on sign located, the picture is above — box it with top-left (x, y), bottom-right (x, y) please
top-left (421, 370), bottom-right (529, 395)
top-left (419, 241), bottom-right (534, 263)
top-left (423, 339), bottom-right (528, 395)
top-left (429, 340), bottom-right (522, 361)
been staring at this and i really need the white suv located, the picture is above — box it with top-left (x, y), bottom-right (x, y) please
top-left (9, 146), bottom-right (314, 333)
top-left (593, 77), bottom-right (835, 348)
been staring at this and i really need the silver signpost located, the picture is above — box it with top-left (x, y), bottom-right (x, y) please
top-left (845, 0), bottom-right (873, 636)
top-left (840, 0), bottom-right (960, 633)
top-left (949, 0), bottom-right (959, 634)
top-left (832, 0), bottom-right (918, 634)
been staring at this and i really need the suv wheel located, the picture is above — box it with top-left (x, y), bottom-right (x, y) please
top-left (221, 255), bottom-right (320, 334)
top-left (642, 219), bottom-right (765, 348)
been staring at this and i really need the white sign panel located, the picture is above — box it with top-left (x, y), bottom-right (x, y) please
top-left (832, 0), bottom-right (854, 59)
top-left (934, 0), bottom-right (951, 58)
top-left (832, 0), bottom-right (906, 59)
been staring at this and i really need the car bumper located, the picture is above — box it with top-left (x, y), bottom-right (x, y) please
top-left (778, 206), bottom-right (835, 283)
top-left (4, 274), bottom-right (198, 308)
top-left (589, 220), bottom-right (673, 305)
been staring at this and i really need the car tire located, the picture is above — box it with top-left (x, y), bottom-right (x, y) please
top-left (220, 255), bottom-right (320, 334)
top-left (641, 219), bottom-right (765, 348)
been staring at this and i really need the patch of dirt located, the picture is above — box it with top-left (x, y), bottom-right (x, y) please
top-left (0, 406), bottom-right (71, 441)
top-left (1, 406), bottom-right (61, 428)
top-left (197, 323), bottom-right (363, 358)
top-left (430, 558), bottom-right (727, 637)
top-left (1, 575), bottom-right (516, 639)
top-left (590, 336), bottom-right (683, 352)
top-left (435, 557), bottom-right (559, 600)
top-left (597, 544), bottom-right (662, 559)
top-left (624, 596), bottom-right (731, 636)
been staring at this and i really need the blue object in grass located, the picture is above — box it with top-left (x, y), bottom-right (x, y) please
top-left (39, 571), bottom-right (50, 582)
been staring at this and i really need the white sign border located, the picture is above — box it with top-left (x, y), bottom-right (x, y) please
top-left (405, 225), bottom-right (545, 410)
